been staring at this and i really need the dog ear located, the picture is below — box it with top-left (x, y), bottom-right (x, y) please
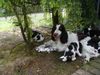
top-left (51, 25), bottom-right (56, 41)
top-left (59, 24), bottom-right (68, 43)
top-left (60, 30), bottom-right (68, 44)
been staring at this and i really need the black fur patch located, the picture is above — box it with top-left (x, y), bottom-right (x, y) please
top-left (79, 42), bottom-right (82, 53)
top-left (36, 34), bottom-right (40, 40)
top-left (83, 26), bottom-right (100, 38)
top-left (87, 37), bottom-right (100, 49)
top-left (65, 42), bottom-right (78, 57)
top-left (98, 49), bottom-right (100, 53)
top-left (70, 42), bottom-right (78, 51)
top-left (32, 30), bottom-right (40, 38)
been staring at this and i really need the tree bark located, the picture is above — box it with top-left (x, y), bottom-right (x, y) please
top-left (51, 8), bottom-right (59, 26)
top-left (97, 0), bottom-right (100, 19)
top-left (22, 4), bottom-right (30, 42)
top-left (10, 0), bottom-right (28, 44)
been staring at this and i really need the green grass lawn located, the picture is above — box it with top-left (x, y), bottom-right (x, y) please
top-left (0, 13), bottom-right (52, 31)
top-left (0, 19), bottom-right (14, 31)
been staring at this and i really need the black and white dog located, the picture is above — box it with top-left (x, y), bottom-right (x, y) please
top-left (51, 24), bottom-right (100, 62)
top-left (81, 25), bottom-right (100, 62)
top-left (32, 30), bottom-right (44, 42)
top-left (51, 24), bottom-right (81, 54)
top-left (36, 24), bottom-right (82, 61)
top-left (80, 36), bottom-right (100, 62)
top-left (36, 23), bottom-right (100, 63)
top-left (60, 42), bottom-right (82, 62)
top-left (83, 25), bottom-right (100, 38)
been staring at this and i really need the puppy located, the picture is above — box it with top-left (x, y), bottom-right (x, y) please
top-left (60, 42), bottom-right (82, 62)
top-left (32, 30), bottom-right (44, 42)
top-left (80, 37), bottom-right (99, 62)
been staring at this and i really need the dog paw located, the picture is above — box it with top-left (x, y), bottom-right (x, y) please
top-left (95, 53), bottom-right (99, 57)
top-left (60, 56), bottom-right (65, 59)
top-left (72, 57), bottom-right (76, 61)
top-left (62, 57), bottom-right (67, 62)
top-left (44, 48), bottom-right (51, 53)
top-left (79, 54), bottom-right (82, 57)
top-left (84, 57), bottom-right (90, 63)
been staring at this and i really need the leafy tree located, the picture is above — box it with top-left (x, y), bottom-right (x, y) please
top-left (80, 0), bottom-right (97, 27)
top-left (0, 0), bottom-right (36, 47)
top-left (40, 0), bottom-right (82, 30)
top-left (41, 0), bottom-right (65, 25)
top-left (41, 0), bottom-right (98, 30)
top-left (64, 0), bottom-right (82, 30)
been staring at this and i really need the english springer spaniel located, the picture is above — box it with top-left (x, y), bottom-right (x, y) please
top-left (35, 23), bottom-right (100, 63)
top-left (80, 36), bottom-right (100, 62)
top-left (36, 24), bottom-right (82, 57)
top-left (51, 24), bottom-right (82, 56)
top-left (60, 42), bottom-right (82, 62)
top-left (83, 25), bottom-right (100, 38)
top-left (32, 30), bottom-right (44, 42)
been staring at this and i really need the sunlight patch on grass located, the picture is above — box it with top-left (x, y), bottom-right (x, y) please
top-left (29, 13), bottom-right (52, 28)
top-left (0, 13), bottom-right (52, 31)
top-left (0, 20), bottom-right (14, 31)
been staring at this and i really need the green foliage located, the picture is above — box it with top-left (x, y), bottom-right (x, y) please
top-left (81, 0), bottom-right (97, 27)
top-left (41, 0), bottom-right (98, 31)
top-left (0, 0), bottom-right (98, 32)
top-left (0, 0), bottom-right (13, 17)
top-left (41, 0), bottom-right (82, 30)
top-left (0, 0), bottom-right (35, 46)
top-left (64, 0), bottom-right (82, 30)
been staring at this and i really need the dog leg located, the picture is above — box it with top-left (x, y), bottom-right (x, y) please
top-left (84, 54), bottom-right (90, 63)
top-left (60, 56), bottom-right (65, 59)
top-left (76, 50), bottom-right (82, 57)
top-left (72, 52), bottom-right (76, 61)
top-left (62, 56), bottom-right (67, 62)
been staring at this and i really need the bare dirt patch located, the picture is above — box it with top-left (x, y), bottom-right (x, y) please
top-left (0, 28), bottom-right (83, 75)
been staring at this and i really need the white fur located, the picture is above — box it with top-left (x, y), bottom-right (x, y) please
top-left (98, 41), bottom-right (100, 47)
top-left (67, 32), bottom-right (78, 45)
top-left (55, 31), bottom-right (80, 52)
top-left (33, 34), bottom-right (44, 42)
top-left (62, 56), bottom-right (67, 62)
top-left (53, 24), bottom-right (80, 52)
top-left (54, 25), bottom-right (62, 36)
top-left (36, 32), bottom-right (79, 53)
top-left (54, 40), bottom-right (68, 52)
top-left (80, 36), bottom-right (99, 62)
top-left (36, 40), bottom-right (57, 53)
top-left (36, 24), bottom-right (81, 61)
top-left (67, 32), bottom-right (82, 56)
top-left (71, 46), bottom-right (77, 61)
top-left (60, 42), bottom-right (79, 62)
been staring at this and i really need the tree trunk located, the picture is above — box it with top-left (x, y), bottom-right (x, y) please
top-left (22, 4), bottom-right (31, 44)
top-left (97, 0), bottom-right (100, 19)
top-left (51, 8), bottom-right (59, 26)
top-left (10, 0), bottom-right (28, 44)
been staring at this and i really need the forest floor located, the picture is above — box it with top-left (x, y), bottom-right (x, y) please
top-left (0, 27), bottom-right (83, 75)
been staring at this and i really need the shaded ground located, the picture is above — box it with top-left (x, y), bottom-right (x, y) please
top-left (0, 27), bottom-right (83, 75)
top-left (72, 57), bottom-right (100, 75)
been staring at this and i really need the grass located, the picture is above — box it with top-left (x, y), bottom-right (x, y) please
top-left (0, 20), bottom-right (13, 31)
top-left (0, 13), bottom-right (52, 32)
